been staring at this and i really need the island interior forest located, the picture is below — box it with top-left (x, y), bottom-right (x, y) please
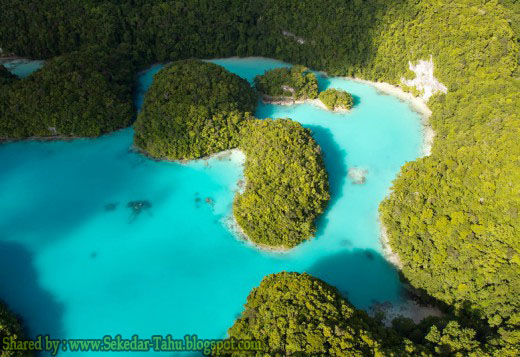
top-left (0, 0), bottom-right (519, 356)
top-left (253, 65), bottom-right (318, 100)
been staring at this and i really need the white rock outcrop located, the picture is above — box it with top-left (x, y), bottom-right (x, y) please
top-left (282, 30), bottom-right (306, 45)
top-left (401, 56), bottom-right (447, 101)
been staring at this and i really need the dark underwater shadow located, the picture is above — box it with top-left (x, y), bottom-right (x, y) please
top-left (306, 248), bottom-right (404, 309)
top-left (0, 134), bottom-right (165, 245)
top-left (352, 94), bottom-right (361, 107)
top-left (0, 240), bottom-right (65, 338)
top-left (304, 124), bottom-right (348, 234)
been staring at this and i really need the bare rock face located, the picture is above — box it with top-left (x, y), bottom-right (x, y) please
top-left (282, 30), bottom-right (306, 44)
top-left (401, 55), bottom-right (448, 101)
top-left (281, 85), bottom-right (295, 94)
top-left (348, 167), bottom-right (368, 184)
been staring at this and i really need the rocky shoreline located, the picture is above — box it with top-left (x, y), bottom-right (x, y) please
top-left (261, 95), bottom-right (350, 113)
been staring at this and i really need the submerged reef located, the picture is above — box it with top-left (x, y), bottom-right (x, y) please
top-left (348, 167), bottom-right (368, 184)
top-left (127, 200), bottom-right (152, 219)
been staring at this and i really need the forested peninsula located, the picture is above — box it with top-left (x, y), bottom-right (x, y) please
top-left (134, 59), bottom-right (257, 160)
top-left (0, 46), bottom-right (135, 139)
top-left (135, 60), bottom-right (330, 249)
top-left (222, 273), bottom-right (517, 356)
top-left (0, 0), bottom-right (519, 354)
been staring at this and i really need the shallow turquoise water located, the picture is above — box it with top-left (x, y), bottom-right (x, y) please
top-left (0, 58), bottom-right (44, 78)
top-left (0, 57), bottom-right (422, 354)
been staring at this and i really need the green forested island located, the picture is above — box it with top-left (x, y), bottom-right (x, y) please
top-left (224, 272), bottom-right (399, 356)
top-left (318, 88), bottom-right (354, 111)
top-left (254, 66), bottom-right (318, 100)
top-left (224, 273), bottom-right (518, 356)
top-left (0, 46), bottom-right (135, 139)
top-left (235, 119), bottom-right (330, 249)
top-left (134, 59), bottom-right (257, 160)
top-left (134, 62), bottom-right (330, 247)
top-left (0, 0), bottom-right (519, 354)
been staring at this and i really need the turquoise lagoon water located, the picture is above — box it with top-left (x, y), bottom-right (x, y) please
top-left (0, 57), bottom-right (422, 353)
top-left (0, 58), bottom-right (44, 78)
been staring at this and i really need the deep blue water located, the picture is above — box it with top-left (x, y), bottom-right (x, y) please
top-left (0, 57), bottom-right (422, 354)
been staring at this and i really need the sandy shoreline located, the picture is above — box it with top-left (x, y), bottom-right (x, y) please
top-left (224, 214), bottom-right (292, 254)
top-left (378, 220), bottom-right (403, 269)
top-left (3, 54), bottom-right (444, 322)
top-left (255, 76), bottom-right (436, 258)
top-left (343, 75), bottom-right (442, 323)
top-left (218, 148), bottom-right (294, 254)
top-left (200, 147), bottom-right (246, 164)
top-left (262, 96), bottom-right (350, 113)
top-left (356, 80), bottom-right (428, 271)
top-left (133, 147), bottom-right (248, 166)
top-left (376, 220), bottom-right (446, 325)
top-left (346, 77), bottom-right (434, 157)
top-left (354, 78), bottom-right (434, 269)
top-left (138, 146), bottom-right (291, 254)
top-left (370, 299), bottom-right (444, 326)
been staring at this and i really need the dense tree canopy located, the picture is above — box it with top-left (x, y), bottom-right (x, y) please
top-left (0, 46), bottom-right (135, 139)
top-left (0, 301), bottom-right (31, 357)
top-left (223, 272), bottom-right (407, 356)
top-left (134, 59), bottom-right (257, 160)
top-left (0, 0), bottom-right (264, 65)
top-left (318, 88), bottom-right (354, 110)
top-left (0, 0), bottom-right (519, 349)
top-left (375, 1), bottom-right (520, 334)
top-left (234, 119), bottom-right (329, 249)
top-left (225, 273), bottom-right (520, 356)
top-left (0, 65), bottom-right (17, 86)
top-left (253, 65), bottom-right (318, 100)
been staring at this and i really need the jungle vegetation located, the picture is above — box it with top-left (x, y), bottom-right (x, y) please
top-left (253, 65), bottom-right (318, 100)
top-left (0, 301), bottom-right (31, 357)
top-left (224, 272), bottom-right (519, 356)
top-left (223, 272), bottom-right (405, 356)
top-left (318, 88), bottom-right (354, 110)
top-left (0, 46), bottom-right (135, 139)
top-left (134, 59), bottom-right (257, 160)
top-left (0, 65), bottom-right (17, 86)
top-left (0, 0), bottom-right (518, 352)
top-left (234, 119), bottom-right (330, 249)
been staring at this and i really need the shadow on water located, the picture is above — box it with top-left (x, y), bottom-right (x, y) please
top-left (306, 248), bottom-right (403, 309)
top-left (0, 240), bottom-right (65, 338)
top-left (351, 94), bottom-right (361, 107)
top-left (304, 125), bottom-right (348, 233)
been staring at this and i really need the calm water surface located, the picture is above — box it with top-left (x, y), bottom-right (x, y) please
top-left (0, 57), bottom-right (422, 354)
